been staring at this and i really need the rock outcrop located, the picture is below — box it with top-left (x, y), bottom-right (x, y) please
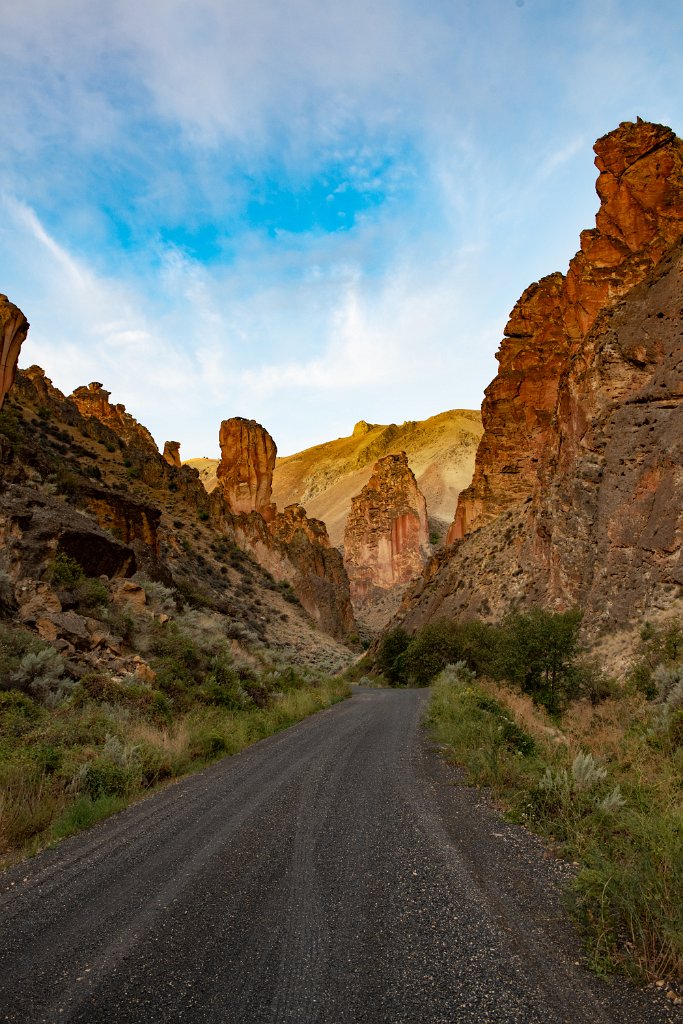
top-left (0, 295), bottom-right (29, 411)
top-left (344, 453), bottom-right (429, 606)
top-left (401, 240), bottom-right (683, 637)
top-left (217, 417), bottom-right (277, 522)
top-left (399, 122), bottom-right (683, 644)
top-left (70, 382), bottom-right (158, 454)
top-left (270, 503), bottom-right (355, 637)
top-left (450, 119), bottom-right (683, 541)
top-left (163, 441), bottom-right (181, 468)
top-left (2, 363), bottom-right (356, 647)
top-left (210, 418), bottom-right (355, 638)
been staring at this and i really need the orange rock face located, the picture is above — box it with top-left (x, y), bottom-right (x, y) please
top-left (451, 119), bottom-right (683, 541)
top-left (270, 503), bottom-right (355, 636)
top-left (400, 239), bottom-right (683, 637)
top-left (217, 417), bottom-right (277, 521)
top-left (70, 383), bottom-right (158, 453)
top-left (344, 452), bottom-right (429, 605)
top-left (163, 441), bottom-right (181, 468)
top-left (0, 295), bottom-right (29, 411)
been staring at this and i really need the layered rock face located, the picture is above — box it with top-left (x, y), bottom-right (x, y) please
top-left (400, 219), bottom-right (683, 641)
top-left (71, 382), bottom-right (158, 454)
top-left (270, 503), bottom-right (355, 636)
top-left (527, 240), bottom-right (683, 628)
top-left (450, 119), bottom-right (683, 541)
top-left (344, 453), bottom-right (429, 605)
top-left (217, 417), bottom-right (277, 522)
top-left (211, 418), bottom-right (355, 638)
top-left (163, 441), bottom-right (181, 467)
top-left (0, 295), bottom-right (29, 411)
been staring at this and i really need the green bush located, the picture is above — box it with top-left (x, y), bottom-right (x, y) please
top-left (48, 552), bottom-right (86, 589)
top-left (396, 619), bottom-right (462, 687)
top-left (74, 577), bottom-right (109, 611)
top-left (0, 690), bottom-right (46, 735)
top-left (376, 627), bottom-right (411, 684)
top-left (80, 759), bottom-right (130, 799)
top-left (494, 608), bottom-right (583, 714)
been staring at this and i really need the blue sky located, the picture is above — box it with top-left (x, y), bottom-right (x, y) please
top-left (1, 0), bottom-right (682, 457)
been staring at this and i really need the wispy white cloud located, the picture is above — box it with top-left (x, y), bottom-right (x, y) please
top-left (0, 0), bottom-right (681, 459)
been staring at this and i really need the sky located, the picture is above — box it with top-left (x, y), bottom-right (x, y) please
top-left (0, 1), bottom-right (682, 457)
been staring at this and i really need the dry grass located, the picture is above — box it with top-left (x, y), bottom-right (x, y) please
top-left (427, 670), bottom-right (683, 986)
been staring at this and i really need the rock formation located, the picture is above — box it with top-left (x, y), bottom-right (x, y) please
top-left (163, 441), bottom-right (181, 468)
top-left (0, 295), bottom-right (29, 411)
top-left (217, 417), bottom-right (277, 522)
top-left (401, 239), bottom-right (683, 637)
top-left (399, 121), bottom-right (683, 644)
top-left (344, 453), bottom-right (429, 606)
top-left (2, 364), bottom-right (356, 646)
top-left (70, 382), bottom-right (158, 454)
top-left (211, 417), bottom-right (355, 638)
top-left (450, 119), bottom-right (683, 541)
top-left (269, 503), bottom-right (355, 637)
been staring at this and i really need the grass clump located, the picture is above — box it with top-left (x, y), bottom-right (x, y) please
top-left (426, 645), bottom-right (683, 986)
top-left (0, 610), bottom-right (350, 870)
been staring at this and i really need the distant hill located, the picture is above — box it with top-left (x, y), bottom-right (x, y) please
top-left (185, 409), bottom-right (483, 548)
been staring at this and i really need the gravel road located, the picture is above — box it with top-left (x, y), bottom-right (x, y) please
top-left (0, 687), bottom-right (677, 1023)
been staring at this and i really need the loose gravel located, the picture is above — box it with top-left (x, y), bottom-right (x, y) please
top-left (0, 687), bottom-right (678, 1023)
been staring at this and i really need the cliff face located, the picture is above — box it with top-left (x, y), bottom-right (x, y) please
top-left (217, 417), bottom-right (277, 521)
top-left (71, 382), bottom-right (159, 455)
top-left (399, 176), bottom-right (683, 642)
top-left (526, 241), bottom-right (683, 628)
top-left (344, 453), bottom-right (429, 606)
top-left (450, 119), bottom-right (683, 541)
top-left (211, 417), bottom-right (355, 639)
top-left (0, 295), bottom-right (29, 411)
top-left (400, 120), bottom-right (683, 641)
top-left (270, 504), bottom-right (355, 636)
top-left (187, 409), bottom-right (483, 548)
top-left (1, 365), bottom-right (357, 654)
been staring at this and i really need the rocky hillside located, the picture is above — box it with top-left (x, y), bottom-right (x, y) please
top-left (0, 362), bottom-right (357, 685)
top-left (187, 410), bottom-right (483, 548)
top-left (398, 119), bottom-right (683, 649)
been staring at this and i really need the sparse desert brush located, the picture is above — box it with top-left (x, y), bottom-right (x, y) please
top-left (0, 641), bottom-right (350, 870)
top-left (427, 648), bottom-right (683, 985)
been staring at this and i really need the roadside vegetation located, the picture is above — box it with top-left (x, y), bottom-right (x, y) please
top-left (0, 560), bottom-right (350, 870)
top-left (374, 611), bottom-right (683, 989)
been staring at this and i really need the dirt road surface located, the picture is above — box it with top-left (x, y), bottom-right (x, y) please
top-left (0, 688), bottom-right (677, 1023)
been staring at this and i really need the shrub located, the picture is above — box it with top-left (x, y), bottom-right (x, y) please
top-left (397, 618), bottom-right (462, 687)
top-left (74, 577), bottom-right (109, 611)
top-left (495, 608), bottom-right (583, 714)
top-left (48, 552), bottom-right (85, 589)
top-left (376, 627), bottom-right (411, 684)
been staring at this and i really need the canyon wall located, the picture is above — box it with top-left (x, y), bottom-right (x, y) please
top-left (344, 453), bottom-right (429, 606)
top-left (400, 120), bottom-right (683, 641)
top-left (450, 119), bottom-right (683, 541)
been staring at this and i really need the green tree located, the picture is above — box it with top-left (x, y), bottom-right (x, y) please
top-left (376, 627), bottom-right (411, 684)
top-left (397, 619), bottom-right (462, 687)
top-left (497, 608), bottom-right (582, 714)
